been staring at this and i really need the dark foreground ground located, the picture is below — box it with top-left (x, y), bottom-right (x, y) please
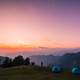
top-left (0, 66), bottom-right (80, 80)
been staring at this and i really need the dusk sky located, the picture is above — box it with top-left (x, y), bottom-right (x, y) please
top-left (0, 0), bottom-right (80, 55)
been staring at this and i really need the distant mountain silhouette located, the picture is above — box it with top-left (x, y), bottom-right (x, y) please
top-left (0, 52), bottom-right (80, 68)
top-left (60, 52), bottom-right (80, 68)
top-left (30, 52), bottom-right (80, 68)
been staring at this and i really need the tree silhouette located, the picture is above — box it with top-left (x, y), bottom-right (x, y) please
top-left (2, 57), bottom-right (12, 67)
top-left (13, 55), bottom-right (24, 66)
top-left (24, 57), bottom-right (30, 65)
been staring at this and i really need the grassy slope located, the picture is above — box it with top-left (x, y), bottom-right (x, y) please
top-left (0, 66), bottom-right (79, 80)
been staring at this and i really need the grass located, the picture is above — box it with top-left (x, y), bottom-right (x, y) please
top-left (0, 66), bottom-right (79, 80)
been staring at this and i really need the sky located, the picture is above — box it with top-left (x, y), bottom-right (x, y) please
top-left (0, 0), bottom-right (80, 55)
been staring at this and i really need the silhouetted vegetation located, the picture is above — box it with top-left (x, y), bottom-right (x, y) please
top-left (12, 55), bottom-right (24, 66)
top-left (1, 55), bottom-right (31, 68)
top-left (2, 57), bottom-right (12, 68)
top-left (24, 57), bottom-right (30, 65)
top-left (0, 52), bottom-right (80, 69)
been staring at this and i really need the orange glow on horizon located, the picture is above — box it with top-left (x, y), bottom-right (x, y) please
top-left (0, 0), bottom-right (80, 56)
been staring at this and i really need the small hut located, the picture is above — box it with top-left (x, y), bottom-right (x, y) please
top-left (52, 64), bottom-right (62, 73)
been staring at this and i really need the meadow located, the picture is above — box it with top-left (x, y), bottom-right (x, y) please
top-left (0, 66), bottom-right (79, 80)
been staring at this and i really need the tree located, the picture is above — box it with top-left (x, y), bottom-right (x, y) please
top-left (24, 57), bottom-right (30, 65)
top-left (13, 55), bottom-right (24, 66)
top-left (2, 57), bottom-right (12, 68)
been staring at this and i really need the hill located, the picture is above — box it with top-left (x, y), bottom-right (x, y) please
top-left (0, 66), bottom-right (79, 80)
top-left (30, 52), bottom-right (80, 68)
top-left (60, 52), bottom-right (80, 68)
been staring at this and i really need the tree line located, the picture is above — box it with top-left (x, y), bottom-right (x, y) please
top-left (1, 55), bottom-right (35, 68)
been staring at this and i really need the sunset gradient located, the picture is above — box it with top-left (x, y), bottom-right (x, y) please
top-left (0, 0), bottom-right (80, 55)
